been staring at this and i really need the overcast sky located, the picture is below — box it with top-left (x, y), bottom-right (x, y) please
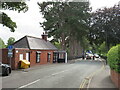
top-left (0, 0), bottom-right (120, 44)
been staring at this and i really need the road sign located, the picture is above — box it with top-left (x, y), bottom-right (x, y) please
top-left (8, 45), bottom-right (13, 50)
top-left (8, 51), bottom-right (13, 57)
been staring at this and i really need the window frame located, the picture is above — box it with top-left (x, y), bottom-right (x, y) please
top-left (47, 52), bottom-right (51, 62)
top-left (36, 51), bottom-right (41, 63)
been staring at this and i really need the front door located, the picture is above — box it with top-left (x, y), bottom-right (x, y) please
top-left (19, 54), bottom-right (23, 60)
top-left (26, 53), bottom-right (30, 61)
top-left (53, 52), bottom-right (58, 63)
top-left (47, 53), bottom-right (51, 62)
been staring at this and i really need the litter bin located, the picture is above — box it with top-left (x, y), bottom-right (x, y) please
top-left (20, 60), bottom-right (30, 69)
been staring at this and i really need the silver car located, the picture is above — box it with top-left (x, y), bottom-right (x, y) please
top-left (0, 62), bottom-right (11, 76)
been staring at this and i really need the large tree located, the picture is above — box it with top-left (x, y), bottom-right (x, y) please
top-left (0, 2), bottom-right (28, 32)
top-left (38, 1), bottom-right (91, 58)
top-left (88, 3), bottom-right (120, 51)
top-left (0, 38), bottom-right (6, 48)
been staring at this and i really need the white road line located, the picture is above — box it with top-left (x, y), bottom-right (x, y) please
top-left (51, 69), bottom-right (69, 76)
top-left (17, 67), bottom-right (72, 89)
top-left (3, 64), bottom-right (74, 79)
top-left (19, 79), bottom-right (41, 88)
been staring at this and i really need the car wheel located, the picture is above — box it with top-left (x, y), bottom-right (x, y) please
top-left (5, 68), bottom-right (10, 76)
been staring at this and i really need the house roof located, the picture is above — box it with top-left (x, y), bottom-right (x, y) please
top-left (13, 35), bottom-right (57, 50)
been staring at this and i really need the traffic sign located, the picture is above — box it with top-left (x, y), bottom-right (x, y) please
top-left (8, 51), bottom-right (13, 57)
top-left (8, 45), bottom-right (13, 50)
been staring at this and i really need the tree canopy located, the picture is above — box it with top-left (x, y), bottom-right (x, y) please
top-left (7, 37), bottom-right (15, 47)
top-left (88, 4), bottom-right (120, 50)
top-left (0, 38), bottom-right (6, 48)
top-left (0, 2), bottom-right (28, 32)
top-left (38, 1), bottom-right (91, 58)
top-left (38, 1), bottom-right (90, 39)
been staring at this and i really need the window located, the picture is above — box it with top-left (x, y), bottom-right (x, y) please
top-left (47, 52), bottom-right (51, 62)
top-left (36, 51), bottom-right (41, 63)
top-left (53, 52), bottom-right (58, 63)
top-left (59, 53), bottom-right (65, 59)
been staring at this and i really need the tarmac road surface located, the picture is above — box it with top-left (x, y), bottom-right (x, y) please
top-left (2, 59), bottom-right (103, 89)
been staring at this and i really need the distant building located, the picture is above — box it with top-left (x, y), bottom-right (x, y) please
top-left (1, 33), bottom-right (64, 69)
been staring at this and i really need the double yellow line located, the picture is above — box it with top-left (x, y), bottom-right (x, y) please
top-left (79, 60), bottom-right (105, 89)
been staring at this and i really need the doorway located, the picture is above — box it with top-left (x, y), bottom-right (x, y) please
top-left (26, 53), bottom-right (30, 62)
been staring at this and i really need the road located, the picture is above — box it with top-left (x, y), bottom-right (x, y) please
top-left (2, 59), bottom-right (103, 89)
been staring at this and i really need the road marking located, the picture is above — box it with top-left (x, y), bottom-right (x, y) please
top-left (16, 69), bottom-right (70, 89)
top-left (51, 69), bottom-right (69, 76)
top-left (79, 79), bottom-right (86, 88)
top-left (3, 64), bottom-right (74, 80)
top-left (18, 79), bottom-right (41, 88)
top-left (86, 62), bottom-right (105, 88)
top-left (16, 64), bottom-right (76, 89)
top-left (79, 60), bottom-right (105, 89)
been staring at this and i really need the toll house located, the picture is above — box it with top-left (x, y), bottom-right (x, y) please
top-left (1, 33), bottom-right (67, 69)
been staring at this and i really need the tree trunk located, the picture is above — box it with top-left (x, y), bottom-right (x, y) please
top-left (61, 33), bottom-right (66, 50)
top-left (69, 36), bottom-right (74, 59)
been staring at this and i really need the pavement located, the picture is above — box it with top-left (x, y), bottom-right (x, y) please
top-left (89, 64), bottom-right (117, 88)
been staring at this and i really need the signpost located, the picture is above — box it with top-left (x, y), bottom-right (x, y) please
top-left (8, 45), bottom-right (14, 66)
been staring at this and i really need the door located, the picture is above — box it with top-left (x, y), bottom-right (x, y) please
top-left (19, 54), bottom-right (23, 60)
top-left (26, 53), bottom-right (30, 61)
top-left (53, 52), bottom-right (58, 63)
top-left (47, 53), bottom-right (51, 62)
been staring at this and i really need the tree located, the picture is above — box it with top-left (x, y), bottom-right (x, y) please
top-left (38, 1), bottom-right (91, 58)
top-left (7, 37), bottom-right (15, 47)
top-left (0, 2), bottom-right (28, 32)
top-left (88, 3), bottom-right (120, 51)
top-left (98, 42), bottom-right (107, 55)
top-left (0, 38), bottom-right (6, 48)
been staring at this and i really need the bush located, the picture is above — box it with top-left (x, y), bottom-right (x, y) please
top-left (107, 44), bottom-right (120, 73)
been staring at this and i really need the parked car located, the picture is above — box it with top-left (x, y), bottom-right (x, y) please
top-left (0, 62), bottom-right (11, 76)
top-left (94, 54), bottom-right (100, 58)
top-left (86, 53), bottom-right (94, 59)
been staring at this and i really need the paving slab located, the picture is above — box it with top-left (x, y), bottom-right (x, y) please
top-left (89, 65), bottom-right (116, 88)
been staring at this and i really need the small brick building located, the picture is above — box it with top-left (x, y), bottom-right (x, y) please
top-left (1, 33), bottom-right (59, 69)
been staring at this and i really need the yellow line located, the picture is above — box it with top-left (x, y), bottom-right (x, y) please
top-left (79, 60), bottom-right (105, 89)
top-left (79, 79), bottom-right (86, 88)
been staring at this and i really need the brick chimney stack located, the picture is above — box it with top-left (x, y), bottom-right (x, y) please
top-left (41, 32), bottom-right (48, 41)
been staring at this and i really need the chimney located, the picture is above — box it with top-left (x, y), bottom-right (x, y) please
top-left (41, 32), bottom-right (48, 41)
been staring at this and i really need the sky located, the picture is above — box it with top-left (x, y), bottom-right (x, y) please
top-left (0, 0), bottom-right (120, 44)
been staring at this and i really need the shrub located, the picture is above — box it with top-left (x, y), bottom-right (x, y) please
top-left (107, 44), bottom-right (120, 73)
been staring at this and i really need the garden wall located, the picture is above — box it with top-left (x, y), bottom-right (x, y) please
top-left (111, 70), bottom-right (120, 88)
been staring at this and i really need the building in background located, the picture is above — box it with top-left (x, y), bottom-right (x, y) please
top-left (1, 33), bottom-right (60, 69)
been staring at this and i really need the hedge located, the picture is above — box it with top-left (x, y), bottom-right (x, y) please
top-left (107, 44), bottom-right (120, 73)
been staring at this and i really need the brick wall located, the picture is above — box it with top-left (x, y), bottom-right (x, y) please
top-left (14, 49), bottom-right (55, 69)
top-left (1, 49), bottom-right (16, 69)
top-left (1, 48), bottom-right (55, 70)
top-left (14, 48), bottom-right (30, 69)
top-left (1, 49), bottom-right (9, 64)
top-left (111, 70), bottom-right (120, 88)
top-left (29, 50), bottom-right (54, 67)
